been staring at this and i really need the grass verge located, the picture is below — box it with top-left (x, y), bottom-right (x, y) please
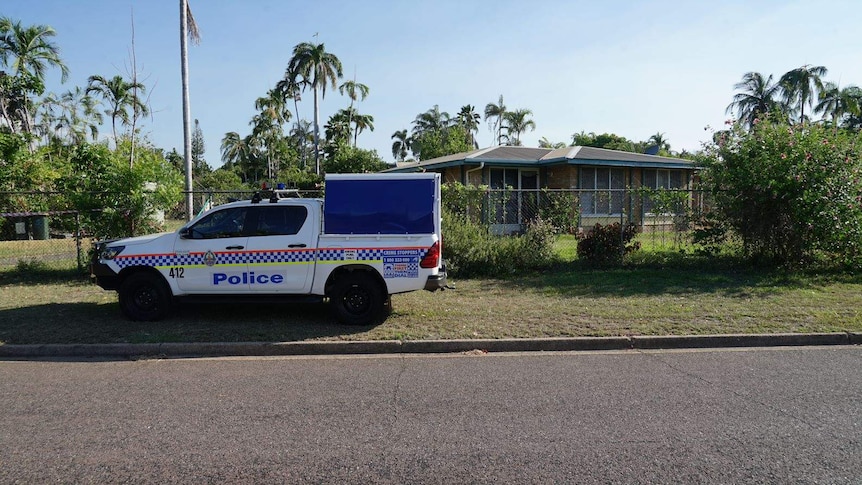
top-left (1, 262), bottom-right (861, 345)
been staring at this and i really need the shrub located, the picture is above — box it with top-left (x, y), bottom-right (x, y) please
top-left (576, 223), bottom-right (640, 265)
top-left (539, 189), bottom-right (579, 234)
top-left (441, 209), bottom-right (558, 277)
top-left (701, 119), bottom-right (862, 266)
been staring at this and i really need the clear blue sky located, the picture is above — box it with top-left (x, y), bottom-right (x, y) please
top-left (6, 0), bottom-right (862, 167)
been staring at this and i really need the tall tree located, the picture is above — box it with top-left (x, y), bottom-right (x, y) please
top-left (351, 111), bottom-right (374, 147)
top-left (391, 129), bottom-right (411, 162)
top-left (815, 82), bottom-right (861, 130)
top-left (726, 71), bottom-right (782, 129)
top-left (221, 131), bottom-right (255, 182)
top-left (457, 104), bottom-right (481, 148)
top-left (191, 118), bottom-right (210, 176)
top-left (40, 86), bottom-right (102, 145)
top-left (502, 109), bottom-right (535, 146)
top-left (779, 65), bottom-right (828, 124)
top-left (286, 41), bottom-right (343, 175)
top-left (0, 17), bottom-right (69, 136)
top-left (412, 104), bottom-right (451, 137)
top-left (484, 95), bottom-right (506, 145)
top-left (86, 74), bottom-right (148, 144)
top-left (338, 78), bottom-right (368, 145)
top-left (648, 132), bottom-right (670, 151)
top-left (179, 0), bottom-right (200, 220)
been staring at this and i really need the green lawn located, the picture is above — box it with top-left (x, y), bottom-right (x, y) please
top-left (1, 262), bottom-right (860, 345)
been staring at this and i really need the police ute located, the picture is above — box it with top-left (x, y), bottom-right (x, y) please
top-left (91, 173), bottom-right (447, 325)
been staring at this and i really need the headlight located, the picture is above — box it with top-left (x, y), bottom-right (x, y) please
top-left (100, 245), bottom-right (125, 260)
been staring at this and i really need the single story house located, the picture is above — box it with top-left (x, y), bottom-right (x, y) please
top-left (386, 145), bottom-right (700, 233)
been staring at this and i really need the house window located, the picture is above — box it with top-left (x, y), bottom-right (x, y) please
top-left (642, 169), bottom-right (687, 213)
top-left (579, 167), bottom-right (625, 215)
top-left (489, 168), bottom-right (539, 225)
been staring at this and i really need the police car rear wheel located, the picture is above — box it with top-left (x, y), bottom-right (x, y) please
top-left (119, 272), bottom-right (172, 321)
top-left (330, 273), bottom-right (384, 326)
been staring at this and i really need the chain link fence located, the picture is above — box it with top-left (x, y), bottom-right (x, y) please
top-left (445, 188), bottom-right (711, 257)
top-left (0, 187), bottom-right (709, 273)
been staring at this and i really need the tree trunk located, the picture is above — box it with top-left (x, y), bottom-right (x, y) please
top-left (313, 86), bottom-right (320, 175)
top-left (180, 0), bottom-right (194, 221)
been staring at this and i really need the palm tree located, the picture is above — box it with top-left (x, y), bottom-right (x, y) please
top-left (815, 82), bottom-right (861, 130)
top-left (86, 74), bottom-right (148, 144)
top-left (337, 78), bottom-right (368, 146)
top-left (412, 104), bottom-right (451, 137)
top-left (179, 0), bottom-right (200, 220)
top-left (351, 111), bottom-right (374, 147)
top-left (457, 105), bottom-right (481, 148)
top-left (484, 95), bottom-right (506, 145)
top-left (648, 132), bottom-right (670, 151)
top-left (221, 131), bottom-right (255, 182)
top-left (286, 42), bottom-right (343, 175)
top-left (391, 129), bottom-right (411, 162)
top-left (40, 86), bottom-right (102, 145)
top-left (538, 137), bottom-right (565, 149)
top-left (255, 88), bottom-right (292, 127)
top-left (726, 71), bottom-right (782, 129)
top-left (0, 17), bottom-right (69, 136)
top-left (502, 109), bottom-right (535, 146)
top-left (779, 65), bottom-right (828, 124)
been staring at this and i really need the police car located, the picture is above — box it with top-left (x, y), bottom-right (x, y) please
top-left (91, 173), bottom-right (447, 325)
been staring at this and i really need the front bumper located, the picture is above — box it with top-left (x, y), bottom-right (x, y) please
top-left (424, 269), bottom-right (448, 291)
top-left (90, 260), bottom-right (121, 290)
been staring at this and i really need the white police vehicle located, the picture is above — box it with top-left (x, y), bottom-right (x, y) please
top-left (91, 173), bottom-right (447, 325)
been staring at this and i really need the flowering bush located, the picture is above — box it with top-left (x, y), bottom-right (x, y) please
top-left (576, 223), bottom-right (640, 266)
top-left (701, 119), bottom-right (862, 266)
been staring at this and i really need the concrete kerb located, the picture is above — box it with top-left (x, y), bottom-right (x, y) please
top-left (630, 332), bottom-right (852, 350)
top-left (0, 333), bottom-right (858, 359)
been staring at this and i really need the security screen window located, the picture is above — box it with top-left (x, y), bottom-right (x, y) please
top-left (579, 167), bottom-right (625, 215)
top-left (643, 169), bottom-right (686, 213)
top-left (189, 207), bottom-right (248, 238)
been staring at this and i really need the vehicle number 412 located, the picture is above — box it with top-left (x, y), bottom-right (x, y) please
top-left (169, 267), bottom-right (185, 278)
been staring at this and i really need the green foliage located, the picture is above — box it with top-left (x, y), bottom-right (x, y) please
top-left (441, 182), bottom-right (487, 220)
top-left (571, 131), bottom-right (645, 153)
top-left (58, 141), bottom-right (183, 238)
top-left (412, 126), bottom-right (473, 161)
top-left (576, 223), bottom-right (640, 266)
top-left (197, 168), bottom-right (246, 192)
top-left (276, 167), bottom-right (322, 190)
top-left (539, 189), bottom-right (579, 234)
top-left (322, 144), bottom-right (387, 174)
top-left (702, 119), bottom-right (862, 266)
top-left (442, 209), bottom-right (558, 277)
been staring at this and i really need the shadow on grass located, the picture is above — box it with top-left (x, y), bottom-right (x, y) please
top-left (0, 300), bottom-right (375, 345)
top-left (504, 260), bottom-right (862, 299)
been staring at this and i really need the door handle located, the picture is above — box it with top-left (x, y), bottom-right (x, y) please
top-left (225, 245), bottom-right (244, 250)
top-left (288, 244), bottom-right (307, 248)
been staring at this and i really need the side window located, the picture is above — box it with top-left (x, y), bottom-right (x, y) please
top-left (188, 207), bottom-right (248, 239)
top-left (252, 206), bottom-right (309, 236)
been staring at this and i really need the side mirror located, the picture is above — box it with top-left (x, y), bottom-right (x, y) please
top-left (179, 227), bottom-right (191, 239)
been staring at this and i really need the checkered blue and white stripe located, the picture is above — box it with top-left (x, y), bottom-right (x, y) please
top-left (112, 247), bottom-right (414, 269)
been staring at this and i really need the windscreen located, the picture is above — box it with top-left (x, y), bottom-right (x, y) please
top-left (324, 178), bottom-right (435, 234)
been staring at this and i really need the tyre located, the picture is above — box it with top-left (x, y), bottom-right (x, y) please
top-left (118, 272), bottom-right (172, 321)
top-left (329, 273), bottom-right (385, 325)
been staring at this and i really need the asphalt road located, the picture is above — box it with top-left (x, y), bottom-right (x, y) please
top-left (1, 346), bottom-right (860, 483)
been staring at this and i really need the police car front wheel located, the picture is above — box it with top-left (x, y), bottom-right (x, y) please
top-left (119, 272), bottom-right (172, 321)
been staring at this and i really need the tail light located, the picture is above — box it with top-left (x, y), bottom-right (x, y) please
top-left (420, 241), bottom-right (440, 269)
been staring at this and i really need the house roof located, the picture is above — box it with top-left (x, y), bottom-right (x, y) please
top-left (386, 145), bottom-right (698, 172)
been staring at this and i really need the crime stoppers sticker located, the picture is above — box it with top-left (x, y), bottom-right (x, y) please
top-left (383, 249), bottom-right (420, 278)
